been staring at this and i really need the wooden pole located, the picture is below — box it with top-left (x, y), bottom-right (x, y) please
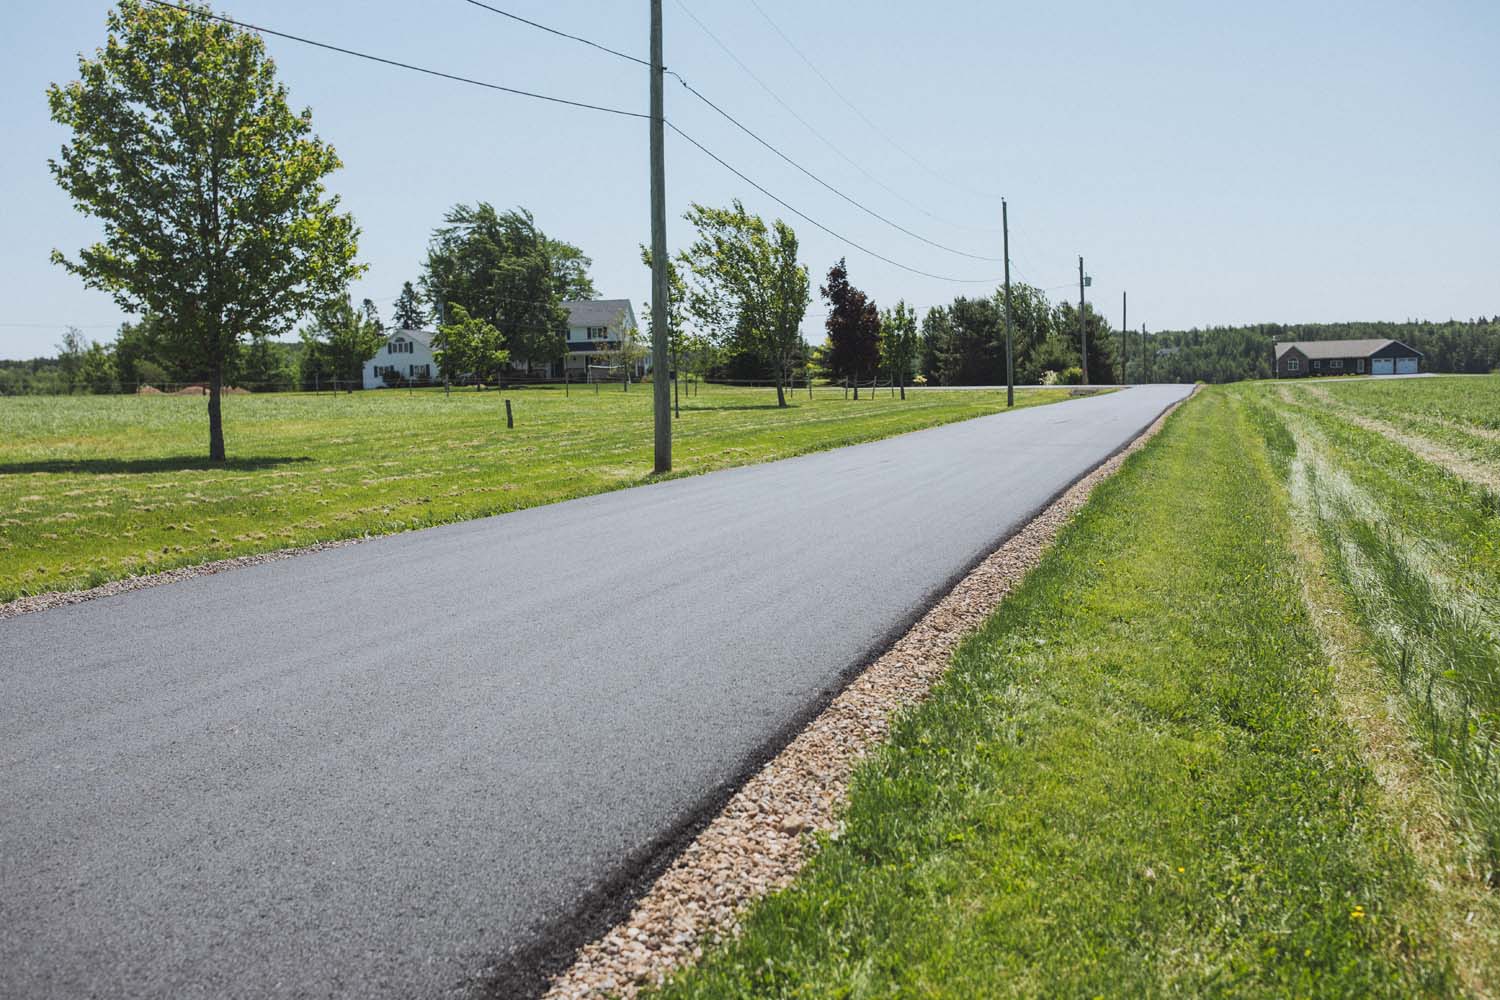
top-left (1079, 256), bottom-right (1089, 386)
top-left (1002, 199), bottom-right (1013, 407)
top-left (649, 0), bottom-right (671, 472)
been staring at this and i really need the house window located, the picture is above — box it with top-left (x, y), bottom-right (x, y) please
top-left (1357, 358), bottom-right (1365, 373)
top-left (409, 364), bottom-right (430, 379)
top-left (1312, 359), bottom-right (1322, 369)
top-left (587, 326), bottom-right (609, 340)
top-left (1330, 359), bottom-right (1344, 369)
top-left (388, 339), bottom-right (412, 355)
top-left (1287, 359), bottom-right (1299, 372)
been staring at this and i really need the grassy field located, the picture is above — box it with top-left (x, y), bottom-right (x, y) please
top-left (0, 384), bottom-right (1075, 602)
top-left (648, 380), bottom-right (1500, 995)
top-left (1251, 375), bottom-right (1500, 886)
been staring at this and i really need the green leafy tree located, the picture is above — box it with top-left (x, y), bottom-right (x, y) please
top-left (880, 300), bottom-right (919, 399)
top-left (677, 200), bottom-right (810, 408)
top-left (919, 307), bottom-right (951, 384)
top-left (238, 338), bottom-right (295, 391)
top-left (55, 328), bottom-right (88, 393)
top-left (614, 315), bottom-right (648, 390)
top-left (433, 304), bottom-right (509, 386)
top-left (939, 296), bottom-right (1004, 385)
top-left (299, 296), bottom-right (385, 387)
top-left (642, 244), bottom-right (695, 401)
top-left (113, 315), bottom-right (185, 389)
top-left (421, 204), bottom-right (590, 372)
top-left (47, 1), bottom-right (361, 458)
top-left (391, 281), bottom-right (428, 330)
top-left (1023, 333), bottom-right (1081, 385)
top-left (81, 340), bottom-right (119, 394)
top-left (1053, 301), bottom-right (1119, 385)
top-left (820, 258), bottom-right (881, 385)
top-left (1000, 282), bottom-right (1054, 382)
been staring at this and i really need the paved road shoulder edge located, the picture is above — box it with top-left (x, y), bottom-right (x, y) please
top-left (484, 387), bottom-right (1199, 1000)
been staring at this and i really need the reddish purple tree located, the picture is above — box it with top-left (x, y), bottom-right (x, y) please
top-left (820, 258), bottom-right (881, 386)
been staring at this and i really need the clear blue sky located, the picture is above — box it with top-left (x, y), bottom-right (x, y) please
top-left (2, 0), bottom-right (1496, 359)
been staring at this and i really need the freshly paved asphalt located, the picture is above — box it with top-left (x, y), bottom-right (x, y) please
top-left (1, 384), bottom-right (1192, 999)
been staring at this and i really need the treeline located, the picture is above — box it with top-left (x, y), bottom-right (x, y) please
top-left (798, 265), bottom-right (1122, 389)
top-left (0, 321), bottom-right (342, 396)
top-left (1127, 319), bottom-right (1500, 384)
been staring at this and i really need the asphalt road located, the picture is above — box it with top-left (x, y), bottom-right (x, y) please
top-left (1, 384), bottom-right (1192, 999)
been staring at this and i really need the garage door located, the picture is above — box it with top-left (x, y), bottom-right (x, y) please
top-left (1396, 357), bottom-right (1418, 375)
top-left (1372, 358), bottom-right (1394, 375)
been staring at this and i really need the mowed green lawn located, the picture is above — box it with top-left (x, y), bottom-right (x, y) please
top-left (651, 387), bottom-right (1472, 998)
top-left (0, 384), bottom-right (1073, 602)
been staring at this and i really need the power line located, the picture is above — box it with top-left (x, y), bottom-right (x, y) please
top-left (668, 123), bottom-right (1002, 285)
top-left (743, 0), bottom-right (1006, 204)
top-left (672, 0), bottom-right (1004, 237)
top-left (140, 0), bottom-right (648, 120)
top-left (454, 0), bottom-right (649, 67)
top-left (0, 322), bottom-right (123, 330)
top-left (667, 74), bottom-right (1003, 263)
top-left (451, 0), bottom-right (1005, 261)
top-left (137, 1), bottom-right (1003, 287)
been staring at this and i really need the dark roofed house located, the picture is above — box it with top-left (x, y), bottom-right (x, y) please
top-left (558, 299), bottom-right (643, 380)
top-left (1273, 339), bottom-right (1423, 378)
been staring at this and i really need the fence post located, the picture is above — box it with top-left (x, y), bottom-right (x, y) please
top-left (505, 398), bottom-right (514, 429)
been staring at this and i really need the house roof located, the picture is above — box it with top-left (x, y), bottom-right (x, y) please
top-left (1273, 338), bottom-right (1420, 360)
top-left (564, 299), bottom-right (633, 328)
top-left (386, 327), bottom-right (435, 346)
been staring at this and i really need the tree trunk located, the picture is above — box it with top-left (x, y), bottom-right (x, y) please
top-left (207, 366), bottom-right (226, 462)
top-left (776, 374), bottom-right (787, 408)
top-left (900, 370), bottom-right (906, 400)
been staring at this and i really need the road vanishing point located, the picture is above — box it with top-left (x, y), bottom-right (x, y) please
top-left (1, 384), bottom-right (1192, 999)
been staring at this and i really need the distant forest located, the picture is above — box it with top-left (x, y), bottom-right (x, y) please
top-left (5, 315), bottom-right (1497, 395)
top-left (1127, 318), bottom-right (1500, 384)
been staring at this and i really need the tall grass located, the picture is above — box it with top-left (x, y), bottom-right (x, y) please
top-left (1249, 386), bottom-right (1500, 883)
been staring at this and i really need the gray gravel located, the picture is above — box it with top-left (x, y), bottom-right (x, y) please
top-left (0, 384), bottom-right (1192, 999)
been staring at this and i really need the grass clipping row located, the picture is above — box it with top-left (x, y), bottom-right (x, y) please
top-left (542, 393), bottom-right (1193, 1000)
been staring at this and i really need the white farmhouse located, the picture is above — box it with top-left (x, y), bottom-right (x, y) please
top-left (363, 328), bottom-right (438, 389)
top-left (554, 299), bottom-right (644, 380)
top-left (360, 299), bottom-right (643, 388)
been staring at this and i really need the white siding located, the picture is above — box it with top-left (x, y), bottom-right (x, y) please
top-left (364, 331), bottom-right (440, 389)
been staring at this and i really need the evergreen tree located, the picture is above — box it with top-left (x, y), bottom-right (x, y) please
top-left (391, 281), bottom-right (428, 330)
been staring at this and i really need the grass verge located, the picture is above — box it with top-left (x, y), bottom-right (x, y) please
top-left (648, 387), bottom-right (1458, 998)
top-left (0, 385), bottom-right (1073, 602)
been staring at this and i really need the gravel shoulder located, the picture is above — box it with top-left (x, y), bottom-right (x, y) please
top-left (539, 389), bottom-right (1197, 1000)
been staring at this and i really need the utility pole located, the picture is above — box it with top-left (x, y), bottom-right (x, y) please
top-left (1143, 323), bottom-right (1150, 383)
top-left (1078, 256), bottom-right (1089, 385)
top-left (1121, 291), bottom-right (1127, 385)
top-left (649, 0), bottom-right (671, 473)
top-left (1002, 200), bottom-right (1014, 408)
